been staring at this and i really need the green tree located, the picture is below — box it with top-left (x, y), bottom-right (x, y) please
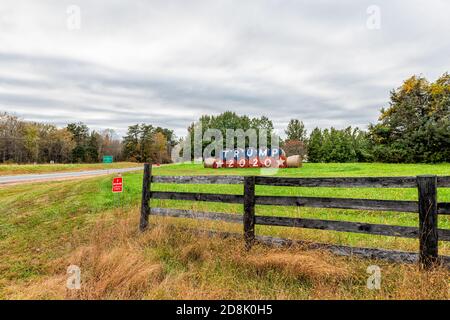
top-left (187, 111), bottom-right (276, 159)
top-left (123, 124), bottom-right (141, 161)
top-left (307, 127), bottom-right (323, 162)
top-left (307, 126), bottom-right (370, 163)
top-left (86, 131), bottom-right (101, 162)
top-left (140, 124), bottom-right (154, 162)
top-left (67, 122), bottom-right (89, 162)
top-left (285, 119), bottom-right (307, 142)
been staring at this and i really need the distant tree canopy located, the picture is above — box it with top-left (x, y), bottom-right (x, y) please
top-left (306, 126), bottom-right (372, 163)
top-left (187, 111), bottom-right (276, 158)
top-left (65, 122), bottom-right (124, 163)
top-left (285, 73), bottom-right (449, 163)
top-left (0, 112), bottom-right (175, 164)
top-left (368, 74), bottom-right (450, 163)
top-left (285, 119), bottom-right (307, 142)
top-left (122, 124), bottom-right (175, 163)
top-left (0, 114), bottom-right (122, 164)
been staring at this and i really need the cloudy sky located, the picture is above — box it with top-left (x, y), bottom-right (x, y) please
top-left (0, 0), bottom-right (449, 137)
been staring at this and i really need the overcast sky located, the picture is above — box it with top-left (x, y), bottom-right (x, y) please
top-left (0, 0), bottom-right (449, 137)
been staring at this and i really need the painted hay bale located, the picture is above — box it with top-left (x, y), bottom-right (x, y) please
top-left (276, 155), bottom-right (288, 168)
top-left (237, 158), bottom-right (249, 168)
top-left (286, 155), bottom-right (302, 168)
top-left (224, 159), bottom-right (237, 168)
top-left (204, 157), bottom-right (216, 168)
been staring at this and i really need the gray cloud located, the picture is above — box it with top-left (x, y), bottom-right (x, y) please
top-left (0, 0), bottom-right (449, 138)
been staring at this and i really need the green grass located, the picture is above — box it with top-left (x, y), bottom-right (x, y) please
top-left (0, 162), bottom-right (141, 176)
top-left (155, 162), bottom-right (450, 177)
top-left (1, 162), bottom-right (450, 296)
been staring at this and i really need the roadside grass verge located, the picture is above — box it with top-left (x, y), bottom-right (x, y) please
top-left (0, 162), bottom-right (141, 176)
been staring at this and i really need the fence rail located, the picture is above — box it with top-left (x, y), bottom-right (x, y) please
top-left (152, 174), bottom-right (450, 188)
top-left (255, 195), bottom-right (418, 212)
top-left (439, 203), bottom-right (450, 214)
top-left (151, 191), bottom-right (243, 204)
top-left (140, 164), bottom-right (450, 269)
top-left (254, 215), bottom-right (450, 240)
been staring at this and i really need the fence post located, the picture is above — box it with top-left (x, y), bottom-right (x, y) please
top-left (140, 163), bottom-right (152, 231)
top-left (243, 176), bottom-right (256, 250)
top-left (417, 175), bottom-right (438, 268)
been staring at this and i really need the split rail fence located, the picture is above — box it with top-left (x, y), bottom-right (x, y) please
top-left (139, 163), bottom-right (450, 268)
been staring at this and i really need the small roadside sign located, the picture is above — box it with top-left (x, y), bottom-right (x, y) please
top-left (103, 156), bottom-right (114, 163)
top-left (112, 177), bottom-right (123, 193)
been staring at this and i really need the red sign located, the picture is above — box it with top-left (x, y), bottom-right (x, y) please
top-left (112, 177), bottom-right (123, 193)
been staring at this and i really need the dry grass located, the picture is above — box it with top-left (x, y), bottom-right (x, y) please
top-left (242, 251), bottom-right (350, 281)
top-left (3, 208), bottom-right (450, 300)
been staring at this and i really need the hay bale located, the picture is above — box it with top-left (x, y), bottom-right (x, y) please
top-left (204, 158), bottom-right (216, 168)
top-left (286, 155), bottom-right (302, 168)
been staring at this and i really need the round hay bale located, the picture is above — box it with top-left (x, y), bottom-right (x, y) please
top-left (204, 157), bottom-right (216, 168)
top-left (286, 155), bottom-right (302, 168)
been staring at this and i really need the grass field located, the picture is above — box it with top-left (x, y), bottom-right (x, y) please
top-left (1, 163), bottom-right (449, 299)
top-left (0, 162), bottom-right (141, 176)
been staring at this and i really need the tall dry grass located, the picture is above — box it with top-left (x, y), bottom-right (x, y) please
top-left (4, 208), bottom-right (449, 300)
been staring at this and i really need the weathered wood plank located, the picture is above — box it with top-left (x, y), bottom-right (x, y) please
top-left (151, 174), bottom-right (450, 187)
top-left (255, 176), bottom-right (419, 188)
top-left (438, 203), bottom-right (450, 215)
top-left (151, 191), bottom-right (243, 204)
top-left (254, 234), bottom-right (450, 266)
top-left (150, 207), bottom-right (242, 223)
top-left (438, 176), bottom-right (450, 188)
top-left (255, 195), bottom-right (418, 213)
top-left (417, 175), bottom-right (439, 268)
top-left (255, 215), bottom-right (450, 241)
top-left (243, 176), bottom-right (256, 250)
top-left (139, 163), bottom-right (152, 231)
top-left (152, 175), bottom-right (244, 185)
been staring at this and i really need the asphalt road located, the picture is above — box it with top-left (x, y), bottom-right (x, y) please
top-left (0, 167), bottom-right (144, 185)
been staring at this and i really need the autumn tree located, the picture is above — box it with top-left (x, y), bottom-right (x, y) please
top-left (122, 123), bottom-right (173, 163)
top-left (152, 131), bottom-right (169, 163)
top-left (0, 113), bottom-right (78, 164)
top-left (282, 139), bottom-right (306, 159)
top-left (369, 74), bottom-right (450, 163)
top-left (99, 129), bottom-right (123, 161)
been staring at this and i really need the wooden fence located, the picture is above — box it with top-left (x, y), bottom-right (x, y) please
top-left (139, 163), bottom-right (450, 269)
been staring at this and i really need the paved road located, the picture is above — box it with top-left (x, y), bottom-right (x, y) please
top-left (0, 166), bottom-right (144, 185)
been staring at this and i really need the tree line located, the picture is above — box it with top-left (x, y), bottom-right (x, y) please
top-left (1, 73), bottom-right (449, 164)
top-left (186, 73), bottom-right (449, 163)
top-left (0, 113), bottom-right (175, 164)
top-left (295, 73), bottom-right (449, 163)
